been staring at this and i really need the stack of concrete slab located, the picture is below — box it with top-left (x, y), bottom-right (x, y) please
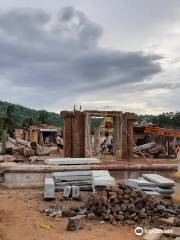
top-left (126, 178), bottom-right (161, 197)
top-left (53, 171), bottom-right (93, 191)
top-left (126, 174), bottom-right (175, 198)
top-left (45, 158), bottom-right (101, 165)
top-left (44, 170), bottom-right (117, 198)
top-left (142, 174), bottom-right (175, 197)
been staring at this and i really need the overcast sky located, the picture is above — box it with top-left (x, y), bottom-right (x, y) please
top-left (0, 0), bottom-right (180, 114)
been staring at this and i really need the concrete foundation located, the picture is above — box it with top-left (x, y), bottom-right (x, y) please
top-left (0, 162), bottom-right (177, 189)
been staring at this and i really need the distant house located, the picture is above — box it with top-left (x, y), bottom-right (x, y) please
top-left (29, 124), bottom-right (62, 146)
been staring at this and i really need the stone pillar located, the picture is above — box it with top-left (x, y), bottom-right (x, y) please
top-left (113, 112), bottom-right (123, 159)
top-left (61, 111), bottom-right (74, 157)
top-left (122, 112), bottom-right (136, 159)
top-left (127, 113), bottom-right (136, 159)
top-left (61, 111), bottom-right (85, 158)
top-left (85, 112), bottom-right (92, 157)
top-left (122, 113), bottom-right (128, 159)
top-left (72, 111), bottom-right (85, 158)
top-left (127, 119), bottom-right (134, 159)
top-left (94, 127), bottom-right (100, 155)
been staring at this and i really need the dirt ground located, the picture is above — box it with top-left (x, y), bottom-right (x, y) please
top-left (0, 189), bottom-right (141, 240)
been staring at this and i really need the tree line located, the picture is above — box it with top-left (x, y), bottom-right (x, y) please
top-left (137, 112), bottom-right (180, 130)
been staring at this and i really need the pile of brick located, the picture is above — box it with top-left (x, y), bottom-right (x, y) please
top-left (84, 183), bottom-right (180, 225)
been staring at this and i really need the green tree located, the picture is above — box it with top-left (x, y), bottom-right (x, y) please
top-left (0, 105), bottom-right (17, 154)
top-left (38, 110), bottom-right (49, 124)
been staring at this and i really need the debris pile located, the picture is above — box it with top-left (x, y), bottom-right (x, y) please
top-left (1, 136), bottom-right (58, 162)
top-left (133, 142), bottom-right (164, 158)
top-left (83, 184), bottom-right (180, 225)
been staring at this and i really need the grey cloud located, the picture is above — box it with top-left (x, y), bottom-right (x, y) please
top-left (0, 6), bottom-right (162, 108)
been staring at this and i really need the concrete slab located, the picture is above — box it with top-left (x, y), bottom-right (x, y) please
top-left (55, 180), bottom-right (92, 186)
top-left (142, 174), bottom-right (175, 187)
top-left (139, 186), bottom-right (156, 191)
top-left (55, 185), bottom-right (92, 191)
top-left (45, 158), bottom-right (101, 165)
top-left (144, 191), bottom-right (161, 197)
top-left (54, 175), bottom-right (92, 181)
top-left (53, 171), bottom-right (92, 177)
top-left (91, 170), bottom-right (110, 177)
top-left (156, 186), bottom-right (175, 194)
top-left (126, 179), bottom-right (155, 188)
top-left (44, 178), bottom-right (55, 199)
top-left (93, 176), bottom-right (116, 187)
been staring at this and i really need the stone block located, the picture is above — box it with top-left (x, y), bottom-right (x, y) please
top-left (44, 178), bottom-right (55, 199)
top-left (164, 227), bottom-right (180, 237)
top-left (144, 228), bottom-right (163, 240)
top-left (63, 185), bottom-right (71, 198)
top-left (159, 217), bottom-right (175, 226)
top-left (67, 215), bottom-right (86, 231)
top-left (72, 185), bottom-right (80, 199)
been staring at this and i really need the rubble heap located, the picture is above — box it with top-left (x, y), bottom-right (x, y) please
top-left (133, 142), bottom-right (164, 158)
top-left (83, 184), bottom-right (180, 225)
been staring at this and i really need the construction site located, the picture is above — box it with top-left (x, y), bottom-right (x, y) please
top-left (0, 109), bottom-right (180, 240)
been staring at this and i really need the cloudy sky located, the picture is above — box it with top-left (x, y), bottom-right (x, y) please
top-left (0, 0), bottom-right (180, 114)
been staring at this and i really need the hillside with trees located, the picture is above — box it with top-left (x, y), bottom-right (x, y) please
top-left (137, 112), bottom-right (180, 130)
top-left (0, 100), bottom-right (63, 140)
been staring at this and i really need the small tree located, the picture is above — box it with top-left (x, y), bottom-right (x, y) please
top-left (38, 110), bottom-right (49, 124)
top-left (0, 105), bottom-right (17, 154)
